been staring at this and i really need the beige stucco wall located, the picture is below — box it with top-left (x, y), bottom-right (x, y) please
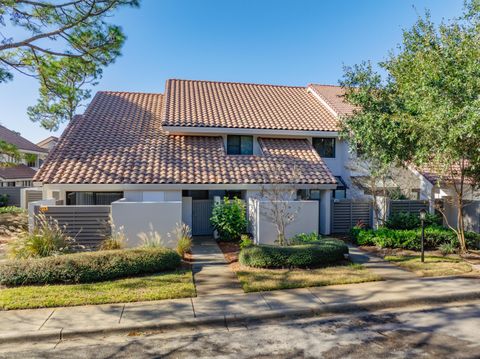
top-left (111, 199), bottom-right (182, 248)
top-left (250, 199), bottom-right (319, 245)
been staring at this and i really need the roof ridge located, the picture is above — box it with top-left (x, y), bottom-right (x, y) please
top-left (96, 90), bottom-right (164, 96)
top-left (167, 78), bottom-right (306, 89)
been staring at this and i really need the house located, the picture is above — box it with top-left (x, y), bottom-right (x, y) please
top-left (36, 136), bottom-right (59, 152)
top-left (0, 125), bottom-right (48, 188)
top-left (33, 79), bottom-right (380, 244)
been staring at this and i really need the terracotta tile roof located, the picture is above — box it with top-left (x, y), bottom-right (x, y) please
top-left (0, 125), bottom-right (47, 153)
top-left (308, 84), bottom-right (356, 117)
top-left (161, 79), bottom-right (339, 131)
top-left (34, 91), bottom-right (336, 185)
top-left (0, 164), bottom-right (36, 180)
top-left (417, 162), bottom-right (474, 186)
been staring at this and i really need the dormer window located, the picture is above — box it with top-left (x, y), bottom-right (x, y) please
top-left (227, 135), bottom-right (253, 155)
top-left (313, 137), bottom-right (335, 158)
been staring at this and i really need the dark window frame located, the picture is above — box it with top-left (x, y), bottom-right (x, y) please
top-left (227, 135), bottom-right (253, 155)
top-left (312, 137), bottom-right (336, 158)
top-left (66, 191), bottom-right (124, 205)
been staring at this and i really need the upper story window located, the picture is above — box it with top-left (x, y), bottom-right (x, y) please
top-left (227, 135), bottom-right (253, 155)
top-left (312, 138), bottom-right (335, 158)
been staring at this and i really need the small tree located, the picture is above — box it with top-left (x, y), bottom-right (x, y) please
top-left (210, 197), bottom-right (247, 241)
top-left (259, 168), bottom-right (301, 246)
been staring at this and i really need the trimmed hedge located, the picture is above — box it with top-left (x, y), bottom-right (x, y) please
top-left (351, 226), bottom-right (480, 250)
top-left (239, 239), bottom-right (349, 268)
top-left (0, 248), bottom-right (181, 286)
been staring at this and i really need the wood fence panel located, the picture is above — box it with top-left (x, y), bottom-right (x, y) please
top-left (34, 205), bottom-right (111, 247)
top-left (331, 200), bottom-right (372, 233)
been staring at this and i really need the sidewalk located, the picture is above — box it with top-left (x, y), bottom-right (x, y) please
top-left (1, 276), bottom-right (479, 344)
top-left (191, 236), bottom-right (243, 296)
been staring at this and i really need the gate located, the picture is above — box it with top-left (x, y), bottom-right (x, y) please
top-left (192, 199), bottom-right (214, 236)
top-left (331, 199), bottom-right (373, 233)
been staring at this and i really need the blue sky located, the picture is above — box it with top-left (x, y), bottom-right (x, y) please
top-left (0, 0), bottom-right (463, 143)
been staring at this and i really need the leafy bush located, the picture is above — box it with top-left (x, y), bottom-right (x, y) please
top-left (351, 226), bottom-right (480, 251)
top-left (173, 223), bottom-right (192, 258)
top-left (385, 212), bottom-right (442, 230)
top-left (8, 215), bottom-right (74, 259)
top-left (0, 248), bottom-right (181, 286)
top-left (289, 232), bottom-right (320, 245)
top-left (210, 197), bottom-right (247, 241)
top-left (0, 194), bottom-right (9, 207)
top-left (0, 206), bottom-right (24, 214)
top-left (239, 239), bottom-right (348, 268)
top-left (239, 234), bottom-right (253, 249)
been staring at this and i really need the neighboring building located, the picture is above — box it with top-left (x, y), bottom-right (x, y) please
top-left (0, 125), bottom-right (48, 187)
top-left (36, 136), bottom-right (59, 152)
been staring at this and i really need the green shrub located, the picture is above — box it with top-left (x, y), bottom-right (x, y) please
top-left (0, 194), bottom-right (9, 207)
top-left (8, 215), bottom-right (74, 259)
top-left (289, 232), bottom-right (320, 245)
top-left (210, 197), bottom-right (247, 241)
top-left (351, 226), bottom-right (465, 250)
top-left (0, 248), bottom-right (181, 286)
top-left (0, 206), bottom-right (24, 214)
top-left (385, 212), bottom-right (442, 230)
top-left (239, 239), bottom-right (348, 268)
top-left (239, 234), bottom-right (253, 249)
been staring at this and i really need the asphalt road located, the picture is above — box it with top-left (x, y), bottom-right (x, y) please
top-left (1, 301), bottom-right (480, 358)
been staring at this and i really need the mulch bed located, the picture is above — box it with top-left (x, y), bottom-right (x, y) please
top-left (216, 241), bottom-right (240, 263)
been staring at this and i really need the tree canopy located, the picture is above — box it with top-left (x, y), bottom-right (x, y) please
top-left (0, 0), bottom-right (139, 130)
top-left (340, 0), bottom-right (480, 252)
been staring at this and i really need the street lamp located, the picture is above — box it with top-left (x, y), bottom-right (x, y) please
top-left (419, 209), bottom-right (427, 263)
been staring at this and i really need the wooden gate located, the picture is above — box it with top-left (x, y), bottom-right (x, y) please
top-left (331, 199), bottom-right (373, 233)
top-left (192, 199), bottom-right (214, 236)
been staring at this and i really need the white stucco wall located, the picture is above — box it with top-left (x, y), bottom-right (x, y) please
top-left (111, 199), bottom-right (182, 248)
top-left (250, 199), bottom-right (319, 245)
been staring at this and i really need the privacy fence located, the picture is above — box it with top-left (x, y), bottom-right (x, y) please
top-left (331, 199), bottom-right (430, 234)
top-left (34, 205), bottom-right (111, 247)
top-left (0, 187), bottom-right (23, 206)
top-left (331, 199), bottom-right (373, 234)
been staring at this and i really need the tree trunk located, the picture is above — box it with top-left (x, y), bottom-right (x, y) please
top-left (457, 198), bottom-right (467, 254)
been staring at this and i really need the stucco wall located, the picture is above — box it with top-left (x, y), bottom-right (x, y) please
top-left (250, 199), bottom-right (319, 245)
top-left (111, 199), bottom-right (182, 248)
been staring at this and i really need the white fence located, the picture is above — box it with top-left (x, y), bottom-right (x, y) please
top-left (249, 198), bottom-right (319, 245)
top-left (111, 198), bottom-right (182, 248)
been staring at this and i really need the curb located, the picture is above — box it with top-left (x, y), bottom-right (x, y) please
top-left (2, 291), bottom-right (480, 344)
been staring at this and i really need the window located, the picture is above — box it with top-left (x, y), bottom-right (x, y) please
top-left (66, 192), bottom-right (123, 205)
top-left (225, 190), bottom-right (243, 199)
top-left (227, 135), bottom-right (253, 155)
top-left (25, 154), bottom-right (37, 167)
top-left (6, 182), bottom-right (15, 187)
top-left (312, 138), bottom-right (335, 158)
top-left (333, 176), bottom-right (347, 199)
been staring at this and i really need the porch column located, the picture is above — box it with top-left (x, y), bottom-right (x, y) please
top-left (319, 190), bottom-right (332, 235)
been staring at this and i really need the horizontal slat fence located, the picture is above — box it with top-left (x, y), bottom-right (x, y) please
top-left (389, 200), bottom-right (429, 216)
top-left (25, 189), bottom-right (42, 206)
top-left (34, 205), bottom-right (111, 247)
top-left (331, 199), bottom-right (373, 233)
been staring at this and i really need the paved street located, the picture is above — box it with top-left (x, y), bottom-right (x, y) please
top-left (1, 301), bottom-right (479, 358)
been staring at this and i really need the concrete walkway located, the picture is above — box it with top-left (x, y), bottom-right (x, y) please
top-left (191, 236), bottom-right (243, 296)
top-left (1, 276), bottom-right (480, 344)
top-left (348, 244), bottom-right (416, 280)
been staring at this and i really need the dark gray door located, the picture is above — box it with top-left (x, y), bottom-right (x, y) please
top-left (192, 199), bottom-right (214, 236)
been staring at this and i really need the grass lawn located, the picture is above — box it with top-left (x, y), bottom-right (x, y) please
top-left (0, 269), bottom-right (196, 310)
top-left (232, 262), bottom-right (382, 293)
top-left (384, 255), bottom-right (475, 277)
